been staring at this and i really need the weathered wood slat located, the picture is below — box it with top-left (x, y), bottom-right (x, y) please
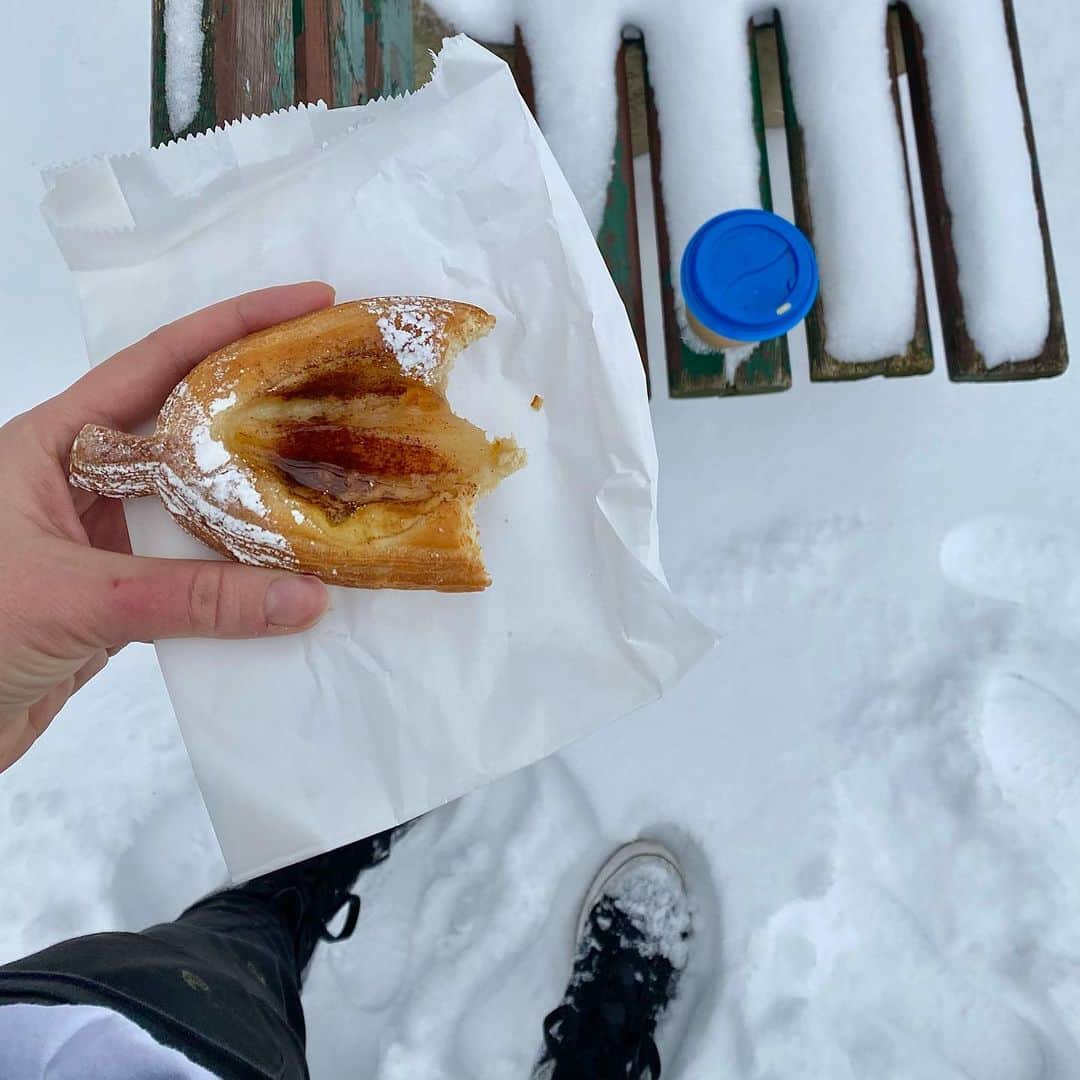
top-left (154, 1), bottom-right (412, 147)
top-left (296, 0), bottom-right (366, 107)
top-left (212, 0), bottom-right (295, 120)
top-left (881, 9), bottom-right (935, 378)
top-left (152, 0), bottom-right (294, 147)
top-left (775, 12), bottom-right (932, 382)
top-left (365, 0), bottom-right (413, 99)
top-left (898, 0), bottom-right (1067, 381)
top-left (295, 0), bottom-right (332, 106)
top-left (150, 0), bottom-right (171, 144)
top-left (599, 41), bottom-right (649, 391)
top-left (647, 22), bottom-right (791, 398)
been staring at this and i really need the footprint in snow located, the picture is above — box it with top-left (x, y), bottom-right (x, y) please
top-left (941, 515), bottom-right (1080, 621)
top-left (942, 515), bottom-right (1080, 836)
top-left (737, 872), bottom-right (1048, 1080)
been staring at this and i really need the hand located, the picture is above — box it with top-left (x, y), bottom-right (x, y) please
top-left (0, 283), bottom-right (336, 773)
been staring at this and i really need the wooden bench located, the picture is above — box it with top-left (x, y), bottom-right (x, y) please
top-left (151, 1), bottom-right (1067, 399)
top-left (151, 1), bottom-right (412, 142)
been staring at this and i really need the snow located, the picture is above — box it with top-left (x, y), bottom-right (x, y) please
top-left (780, 1), bottom-right (918, 361)
top-left (164, 0), bottom-right (204, 134)
top-left (430, 0), bottom-right (1049, 369)
top-left (2, 1), bottom-right (1080, 1079)
top-left (907, 0), bottom-right (1050, 366)
top-left (605, 858), bottom-right (691, 968)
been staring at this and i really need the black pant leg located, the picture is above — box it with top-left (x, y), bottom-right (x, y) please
top-left (0, 892), bottom-right (307, 1080)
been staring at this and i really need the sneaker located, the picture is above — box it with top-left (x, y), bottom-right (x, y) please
top-left (535, 840), bottom-right (693, 1080)
top-left (196, 827), bottom-right (397, 975)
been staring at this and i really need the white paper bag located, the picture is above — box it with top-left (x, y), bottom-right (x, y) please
top-left (42, 37), bottom-right (714, 881)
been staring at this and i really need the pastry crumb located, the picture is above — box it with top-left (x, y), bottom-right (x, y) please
top-left (530, 394), bottom-right (544, 411)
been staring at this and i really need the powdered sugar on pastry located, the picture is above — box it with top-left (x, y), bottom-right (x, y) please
top-left (175, 396), bottom-right (293, 564)
top-left (159, 464), bottom-right (294, 566)
top-left (191, 418), bottom-right (231, 473)
top-left (72, 459), bottom-right (157, 498)
top-left (68, 425), bottom-right (160, 498)
top-left (207, 465), bottom-right (268, 518)
top-left (209, 391), bottom-right (237, 416)
top-left (190, 417), bottom-right (266, 517)
top-left (374, 298), bottom-right (456, 382)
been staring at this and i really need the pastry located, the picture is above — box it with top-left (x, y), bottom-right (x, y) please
top-left (69, 297), bottom-right (525, 592)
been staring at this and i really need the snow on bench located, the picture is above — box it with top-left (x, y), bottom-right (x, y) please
top-left (152, 0), bottom-right (1067, 397)
top-left (430, 0), bottom-right (1067, 395)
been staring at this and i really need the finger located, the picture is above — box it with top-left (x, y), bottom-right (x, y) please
top-left (43, 282), bottom-right (336, 449)
top-left (88, 555), bottom-right (329, 645)
top-left (74, 650), bottom-right (109, 693)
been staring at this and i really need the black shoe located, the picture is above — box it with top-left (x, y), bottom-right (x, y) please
top-left (197, 828), bottom-right (397, 975)
top-left (536, 841), bottom-right (692, 1080)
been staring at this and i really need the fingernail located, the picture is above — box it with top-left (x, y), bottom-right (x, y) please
top-left (265, 575), bottom-right (328, 630)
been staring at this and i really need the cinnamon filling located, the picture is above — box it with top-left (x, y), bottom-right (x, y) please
top-left (221, 361), bottom-right (514, 525)
top-left (248, 424), bottom-right (450, 523)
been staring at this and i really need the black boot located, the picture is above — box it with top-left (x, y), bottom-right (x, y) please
top-left (184, 827), bottom-right (396, 976)
top-left (536, 841), bottom-right (693, 1080)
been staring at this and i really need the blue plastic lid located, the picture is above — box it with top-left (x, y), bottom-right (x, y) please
top-left (680, 209), bottom-right (819, 343)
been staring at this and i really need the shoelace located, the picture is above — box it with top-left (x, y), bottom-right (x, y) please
top-left (271, 871), bottom-right (363, 970)
top-left (321, 892), bottom-right (361, 941)
top-left (542, 943), bottom-right (667, 1079)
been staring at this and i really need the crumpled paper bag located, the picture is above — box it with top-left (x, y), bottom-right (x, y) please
top-left (42, 36), bottom-right (714, 881)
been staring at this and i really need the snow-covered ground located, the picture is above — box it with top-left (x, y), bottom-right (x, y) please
top-left (4, 1), bottom-right (1080, 1077)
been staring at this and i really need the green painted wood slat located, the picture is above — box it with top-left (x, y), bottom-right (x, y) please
top-left (366, 0), bottom-right (413, 99)
top-left (153, 0), bottom-right (412, 150)
top-left (647, 22), bottom-right (791, 398)
top-left (152, 0), bottom-right (294, 145)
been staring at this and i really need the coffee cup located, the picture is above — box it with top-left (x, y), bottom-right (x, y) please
top-left (680, 209), bottom-right (819, 350)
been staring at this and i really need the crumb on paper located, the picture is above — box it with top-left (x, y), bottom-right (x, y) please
top-left (530, 394), bottom-right (544, 411)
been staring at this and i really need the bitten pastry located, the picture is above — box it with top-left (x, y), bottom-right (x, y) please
top-left (69, 297), bottom-right (526, 592)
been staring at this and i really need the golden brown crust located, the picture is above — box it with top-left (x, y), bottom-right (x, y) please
top-left (69, 297), bottom-right (524, 591)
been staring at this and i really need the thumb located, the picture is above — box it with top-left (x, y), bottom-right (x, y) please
top-left (90, 555), bottom-right (329, 644)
